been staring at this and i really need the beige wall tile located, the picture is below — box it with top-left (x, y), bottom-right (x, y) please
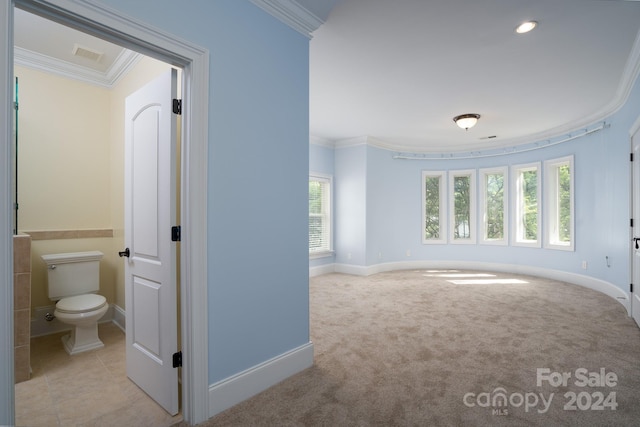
top-left (14, 345), bottom-right (31, 383)
top-left (13, 235), bottom-right (31, 273)
top-left (14, 272), bottom-right (31, 310)
top-left (14, 309), bottom-right (31, 347)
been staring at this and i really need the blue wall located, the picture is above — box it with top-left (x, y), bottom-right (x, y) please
top-left (101, 0), bottom-right (310, 383)
top-left (316, 74), bottom-right (640, 295)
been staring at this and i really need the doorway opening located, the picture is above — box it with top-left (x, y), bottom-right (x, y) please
top-left (13, 7), bottom-right (182, 422)
top-left (3, 1), bottom-right (210, 424)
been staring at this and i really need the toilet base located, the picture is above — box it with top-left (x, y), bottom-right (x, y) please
top-left (61, 324), bottom-right (104, 355)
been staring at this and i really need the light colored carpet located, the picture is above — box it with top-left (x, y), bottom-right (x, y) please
top-left (200, 269), bottom-right (640, 426)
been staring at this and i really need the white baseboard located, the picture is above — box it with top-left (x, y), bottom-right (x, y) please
top-left (31, 304), bottom-right (116, 337)
top-left (329, 260), bottom-right (630, 313)
top-left (208, 341), bottom-right (314, 417)
top-left (309, 263), bottom-right (335, 277)
top-left (112, 304), bottom-right (126, 332)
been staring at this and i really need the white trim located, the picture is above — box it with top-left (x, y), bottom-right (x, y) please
top-left (334, 135), bottom-right (369, 149)
top-left (543, 156), bottom-right (575, 251)
top-left (179, 30), bottom-right (210, 427)
top-left (208, 342), bottom-right (314, 417)
top-left (511, 162), bottom-right (542, 248)
top-left (333, 261), bottom-right (629, 312)
top-left (422, 170), bottom-right (447, 244)
top-left (449, 169), bottom-right (477, 244)
top-left (0, 3), bottom-right (15, 424)
top-left (333, 135), bottom-right (393, 151)
top-left (334, 263), bottom-right (369, 276)
top-left (249, 0), bottom-right (323, 38)
top-left (14, 45), bottom-right (141, 88)
top-left (611, 24), bottom-right (640, 122)
top-left (309, 262), bottom-right (335, 277)
top-left (309, 135), bottom-right (335, 148)
top-left (631, 111), bottom-right (640, 138)
top-left (309, 250), bottom-right (334, 260)
top-left (112, 303), bottom-right (126, 332)
top-left (479, 167), bottom-right (509, 246)
top-left (3, 1), bottom-right (210, 424)
top-left (630, 120), bottom-right (640, 320)
top-left (309, 173), bottom-right (332, 255)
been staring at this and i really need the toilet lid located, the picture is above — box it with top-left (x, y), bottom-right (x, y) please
top-left (56, 294), bottom-right (106, 314)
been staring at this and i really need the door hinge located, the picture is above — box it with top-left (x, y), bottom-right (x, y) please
top-left (171, 226), bottom-right (181, 242)
top-left (172, 98), bottom-right (182, 115)
top-left (172, 351), bottom-right (182, 368)
top-left (631, 283), bottom-right (634, 293)
top-left (631, 152), bottom-right (634, 162)
top-left (632, 218), bottom-right (634, 228)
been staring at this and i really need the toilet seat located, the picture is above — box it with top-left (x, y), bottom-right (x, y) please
top-left (56, 294), bottom-right (106, 314)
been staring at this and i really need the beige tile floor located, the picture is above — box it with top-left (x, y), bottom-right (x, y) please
top-left (15, 322), bottom-right (183, 427)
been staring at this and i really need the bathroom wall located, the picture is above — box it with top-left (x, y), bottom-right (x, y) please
top-left (15, 56), bottom-right (171, 323)
top-left (16, 66), bottom-right (112, 230)
top-left (15, 65), bottom-right (115, 311)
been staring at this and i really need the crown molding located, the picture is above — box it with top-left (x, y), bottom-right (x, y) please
top-left (609, 26), bottom-right (640, 116)
top-left (250, 0), bottom-right (324, 39)
top-left (14, 45), bottom-right (141, 88)
top-left (333, 135), bottom-right (400, 150)
top-left (310, 135), bottom-right (335, 148)
top-left (334, 135), bottom-right (369, 148)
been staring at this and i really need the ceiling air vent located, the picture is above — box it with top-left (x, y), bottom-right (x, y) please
top-left (72, 44), bottom-right (103, 62)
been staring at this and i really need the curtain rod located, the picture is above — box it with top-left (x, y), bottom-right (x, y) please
top-left (392, 123), bottom-right (607, 161)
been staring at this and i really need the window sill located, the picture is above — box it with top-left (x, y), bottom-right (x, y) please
top-left (309, 250), bottom-right (334, 260)
top-left (544, 243), bottom-right (574, 251)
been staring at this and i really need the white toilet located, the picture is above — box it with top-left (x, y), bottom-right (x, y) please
top-left (42, 251), bottom-right (108, 355)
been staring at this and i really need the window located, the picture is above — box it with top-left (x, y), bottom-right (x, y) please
top-left (512, 163), bottom-right (541, 247)
top-left (450, 170), bottom-right (476, 244)
top-left (480, 167), bottom-right (508, 245)
top-left (309, 174), bottom-right (332, 256)
top-left (422, 171), bottom-right (446, 244)
top-left (544, 156), bottom-right (574, 251)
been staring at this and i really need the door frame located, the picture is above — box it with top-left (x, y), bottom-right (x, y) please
top-left (0, 1), bottom-right (209, 424)
top-left (630, 113), bottom-right (640, 319)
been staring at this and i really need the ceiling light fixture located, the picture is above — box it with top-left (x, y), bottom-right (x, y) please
top-left (453, 113), bottom-right (480, 130)
top-left (516, 20), bottom-right (538, 34)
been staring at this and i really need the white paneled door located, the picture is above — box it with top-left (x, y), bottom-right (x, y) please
top-left (123, 69), bottom-right (179, 415)
top-left (632, 125), bottom-right (640, 329)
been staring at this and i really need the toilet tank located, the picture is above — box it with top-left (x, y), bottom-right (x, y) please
top-left (41, 251), bottom-right (104, 300)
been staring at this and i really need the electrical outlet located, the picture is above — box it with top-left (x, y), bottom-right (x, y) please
top-left (406, 249), bottom-right (411, 257)
top-left (581, 261), bottom-right (588, 270)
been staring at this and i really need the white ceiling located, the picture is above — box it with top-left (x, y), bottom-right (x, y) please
top-left (14, 8), bottom-right (139, 88)
top-left (309, 0), bottom-right (640, 152)
top-left (13, 1), bottom-right (640, 153)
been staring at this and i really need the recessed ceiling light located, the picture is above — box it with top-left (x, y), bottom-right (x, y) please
top-left (515, 20), bottom-right (538, 34)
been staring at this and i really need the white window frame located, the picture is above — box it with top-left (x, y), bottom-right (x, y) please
top-left (544, 156), bottom-right (575, 251)
top-left (449, 169), bottom-right (476, 244)
top-left (479, 167), bottom-right (508, 245)
top-left (422, 170), bottom-right (447, 244)
top-left (511, 162), bottom-right (541, 248)
top-left (309, 173), bottom-right (333, 258)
